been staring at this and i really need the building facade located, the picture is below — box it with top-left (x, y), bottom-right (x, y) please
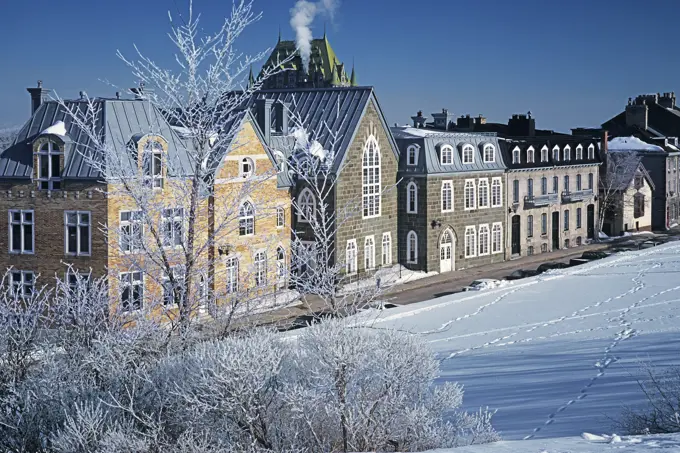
top-left (501, 136), bottom-right (602, 258)
top-left (393, 121), bottom-right (507, 273)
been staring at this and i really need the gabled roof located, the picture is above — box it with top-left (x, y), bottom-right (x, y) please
top-left (391, 127), bottom-right (506, 174)
top-left (607, 153), bottom-right (655, 192)
top-left (604, 102), bottom-right (680, 139)
top-left (0, 99), bottom-right (194, 180)
top-left (252, 87), bottom-right (399, 173)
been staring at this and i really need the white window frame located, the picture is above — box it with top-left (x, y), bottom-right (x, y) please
top-left (297, 188), bottom-right (315, 223)
top-left (478, 178), bottom-right (489, 209)
top-left (406, 231), bottom-right (418, 264)
top-left (119, 271), bottom-right (144, 312)
top-left (587, 144), bottom-right (595, 159)
top-left (564, 145), bottom-right (571, 161)
top-left (406, 181), bottom-right (418, 214)
top-left (239, 201), bottom-right (255, 236)
top-left (9, 209), bottom-right (34, 254)
top-left (161, 207), bottom-right (184, 249)
top-left (407, 144), bottom-right (419, 166)
top-left (10, 270), bottom-right (34, 297)
top-left (462, 144), bottom-right (475, 164)
top-left (346, 239), bottom-right (358, 275)
top-left (226, 256), bottom-right (239, 294)
top-left (483, 144), bottom-right (495, 163)
top-left (119, 210), bottom-right (143, 253)
top-left (381, 232), bottom-right (392, 266)
top-left (440, 145), bottom-right (453, 165)
top-left (576, 144), bottom-right (583, 160)
top-left (364, 235), bottom-right (375, 270)
top-left (491, 222), bottom-right (502, 254)
top-left (541, 145), bottom-right (549, 162)
top-left (162, 265), bottom-right (185, 306)
top-left (362, 137), bottom-right (381, 219)
top-left (491, 177), bottom-right (502, 208)
top-left (240, 157), bottom-right (255, 179)
top-left (36, 141), bottom-right (62, 190)
top-left (552, 145), bottom-right (560, 162)
top-left (478, 224), bottom-right (490, 256)
top-left (441, 180), bottom-right (453, 212)
top-left (464, 179), bottom-right (476, 210)
top-left (512, 146), bottom-right (521, 164)
top-left (64, 210), bottom-right (91, 256)
top-left (526, 146), bottom-right (535, 163)
top-left (464, 226), bottom-right (477, 258)
top-left (254, 251), bottom-right (267, 287)
top-left (276, 207), bottom-right (285, 228)
top-left (142, 140), bottom-right (164, 189)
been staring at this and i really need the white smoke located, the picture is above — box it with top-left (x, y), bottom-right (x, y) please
top-left (290, 0), bottom-right (340, 72)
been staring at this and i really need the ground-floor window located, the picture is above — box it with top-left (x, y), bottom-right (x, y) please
top-left (381, 232), bottom-right (392, 266)
top-left (541, 243), bottom-right (548, 253)
top-left (346, 239), bottom-right (358, 274)
top-left (464, 226), bottom-right (476, 258)
top-left (406, 231), bottom-right (418, 264)
top-left (576, 236), bottom-right (582, 246)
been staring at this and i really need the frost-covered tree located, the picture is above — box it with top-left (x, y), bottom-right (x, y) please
top-left (599, 150), bottom-right (643, 233)
top-left (0, 126), bottom-right (20, 152)
top-left (57, 0), bottom-right (293, 332)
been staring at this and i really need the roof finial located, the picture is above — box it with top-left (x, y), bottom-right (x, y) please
top-left (323, 21), bottom-right (327, 40)
top-left (248, 64), bottom-right (255, 89)
top-left (278, 25), bottom-right (281, 43)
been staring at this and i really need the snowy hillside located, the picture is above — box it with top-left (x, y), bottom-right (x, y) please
top-left (362, 242), bottom-right (680, 450)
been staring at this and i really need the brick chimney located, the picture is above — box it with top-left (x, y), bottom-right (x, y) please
top-left (659, 92), bottom-right (676, 109)
top-left (625, 97), bottom-right (648, 130)
top-left (27, 80), bottom-right (49, 114)
top-left (411, 110), bottom-right (427, 129)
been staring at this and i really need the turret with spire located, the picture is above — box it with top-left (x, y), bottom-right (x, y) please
top-left (350, 62), bottom-right (357, 87)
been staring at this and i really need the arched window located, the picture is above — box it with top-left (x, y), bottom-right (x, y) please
top-left (346, 240), bottom-right (357, 274)
top-left (441, 180), bottom-right (453, 212)
top-left (564, 145), bottom-right (571, 161)
top-left (491, 223), bottom-right (502, 254)
top-left (576, 144), bottom-right (583, 160)
top-left (142, 140), bottom-right (164, 189)
top-left (362, 138), bottom-right (381, 218)
top-left (464, 226), bottom-right (477, 258)
top-left (483, 144), bottom-right (495, 163)
top-left (407, 182), bottom-right (418, 214)
top-left (407, 145), bottom-right (418, 166)
top-left (478, 224), bottom-right (490, 256)
top-left (491, 178), bottom-right (502, 207)
top-left (276, 247), bottom-right (286, 281)
top-left (238, 201), bottom-right (254, 236)
top-left (406, 231), bottom-right (418, 264)
top-left (381, 232), bottom-right (392, 266)
top-left (440, 145), bottom-right (453, 165)
top-left (37, 141), bottom-right (63, 190)
top-left (297, 188), bottom-right (315, 223)
top-left (512, 147), bottom-right (521, 164)
top-left (254, 251), bottom-right (267, 287)
top-left (552, 146), bottom-right (560, 162)
top-left (541, 145), bottom-right (549, 162)
top-left (240, 157), bottom-right (254, 179)
top-left (587, 144), bottom-right (595, 159)
top-left (225, 257), bottom-right (239, 294)
top-left (464, 179), bottom-right (476, 210)
top-left (478, 178), bottom-right (489, 208)
top-left (364, 236), bottom-right (375, 270)
top-left (276, 207), bottom-right (285, 228)
top-left (462, 144), bottom-right (475, 164)
top-left (527, 146), bottom-right (535, 163)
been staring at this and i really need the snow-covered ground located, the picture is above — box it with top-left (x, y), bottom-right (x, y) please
top-left (361, 243), bottom-right (680, 450)
top-left (341, 264), bottom-right (438, 294)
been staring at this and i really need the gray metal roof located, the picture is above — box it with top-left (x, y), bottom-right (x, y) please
top-left (392, 126), bottom-right (507, 175)
top-left (0, 99), bottom-right (194, 180)
top-left (253, 87), bottom-right (399, 173)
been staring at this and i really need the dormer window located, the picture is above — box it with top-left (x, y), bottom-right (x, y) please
top-left (36, 141), bottom-right (62, 190)
top-left (143, 140), bottom-right (164, 189)
top-left (407, 145), bottom-right (419, 166)
top-left (462, 144), bottom-right (474, 164)
top-left (587, 144), bottom-right (595, 159)
top-left (512, 147), bottom-right (520, 164)
top-left (564, 145), bottom-right (571, 161)
top-left (240, 157), bottom-right (255, 179)
top-left (483, 144), bottom-right (495, 163)
top-left (552, 146), bottom-right (560, 162)
top-left (576, 144), bottom-right (584, 160)
top-left (527, 146), bottom-right (535, 163)
top-left (541, 145), bottom-right (548, 162)
top-left (440, 145), bottom-right (453, 165)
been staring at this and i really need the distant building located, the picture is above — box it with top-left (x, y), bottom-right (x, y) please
top-left (256, 33), bottom-right (356, 89)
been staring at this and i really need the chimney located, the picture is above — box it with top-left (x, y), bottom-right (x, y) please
top-left (411, 110), bottom-right (427, 129)
top-left (456, 115), bottom-right (474, 130)
top-left (273, 101), bottom-right (290, 135)
top-left (130, 82), bottom-right (145, 100)
top-left (431, 108), bottom-right (453, 130)
top-left (659, 92), bottom-right (676, 109)
top-left (601, 130), bottom-right (608, 158)
top-left (625, 102), bottom-right (648, 130)
top-left (508, 113), bottom-right (535, 137)
top-left (255, 98), bottom-right (274, 144)
top-left (27, 80), bottom-right (49, 114)
top-left (115, 92), bottom-right (121, 100)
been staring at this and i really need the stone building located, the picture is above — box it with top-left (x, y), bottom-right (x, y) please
top-left (252, 87), bottom-right (399, 278)
top-left (256, 33), bottom-right (357, 89)
top-left (602, 92), bottom-right (680, 228)
top-left (0, 82), bottom-right (292, 309)
top-left (392, 114), bottom-right (507, 273)
top-left (500, 132), bottom-right (602, 258)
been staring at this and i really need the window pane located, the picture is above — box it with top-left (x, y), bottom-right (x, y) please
top-left (11, 225), bottom-right (21, 251)
top-left (79, 226), bottom-right (90, 253)
top-left (24, 212), bottom-right (32, 222)
top-left (39, 155), bottom-right (49, 178)
top-left (23, 226), bottom-right (33, 252)
top-left (51, 155), bottom-right (61, 177)
top-left (68, 226), bottom-right (78, 253)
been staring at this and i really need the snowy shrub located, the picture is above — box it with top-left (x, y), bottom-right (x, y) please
top-left (619, 364), bottom-right (680, 435)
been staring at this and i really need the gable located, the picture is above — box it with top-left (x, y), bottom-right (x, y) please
top-left (215, 117), bottom-right (276, 181)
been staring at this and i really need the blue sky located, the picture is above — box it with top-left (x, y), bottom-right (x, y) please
top-left (1, 0), bottom-right (678, 131)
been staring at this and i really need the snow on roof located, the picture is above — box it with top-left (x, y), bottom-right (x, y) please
top-left (392, 126), bottom-right (495, 139)
top-left (608, 136), bottom-right (664, 152)
top-left (40, 120), bottom-right (67, 136)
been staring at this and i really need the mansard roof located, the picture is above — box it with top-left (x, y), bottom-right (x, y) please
top-left (392, 126), bottom-right (507, 175)
top-left (500, 136), bottom-right (602, 170)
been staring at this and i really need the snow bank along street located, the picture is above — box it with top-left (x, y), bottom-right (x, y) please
top-left (366, 242), bottom-right (680, 442)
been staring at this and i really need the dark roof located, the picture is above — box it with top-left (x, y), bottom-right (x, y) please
top-left (604, 102), bottom-right (680, 139)
top-left (252, 87), bottom-right (399, 173)
top-left (500, 136), bottom-right (602, 170)
top-left (0, 99), bottom-right (193, 180)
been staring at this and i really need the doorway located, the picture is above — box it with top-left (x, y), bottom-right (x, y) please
top-left (511, 215), bottom-right (521, 255)
top-left (552, 211), bottom-right (560, 250)
top-left (439, 229), bottom-right (454, 272)
top-left (587, 204), bottom-right (595, 239)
